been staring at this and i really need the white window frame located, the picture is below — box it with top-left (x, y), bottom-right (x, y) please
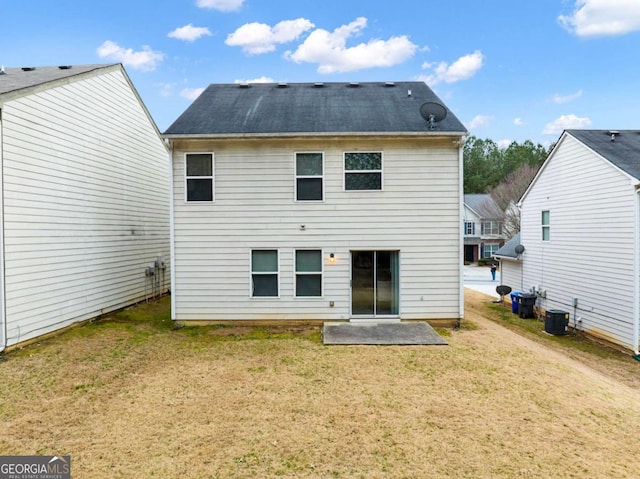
top-left (294, 249), bottom-right (324, 298)
top-left (343, 151), bottom-right (384, 191)
top-left (482, 221), bottom-right (501, 236)
top-left (250, 249), bottom-right (280, 298)
top-left (482, 243), bottom-right (500, 258)
top-left (184, 152), bottom-right (214, 202)
top-left (294, 152), bottom-right (325, 202)
top-left (464, 222), bottom-right (475, 235)
top-left (542, 210), bottom-right (550, 241)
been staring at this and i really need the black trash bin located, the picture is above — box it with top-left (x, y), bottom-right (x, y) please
top-left (517, 293), bottom-right (536, 319)
top-left (545, 309), bottom-right (569, 335)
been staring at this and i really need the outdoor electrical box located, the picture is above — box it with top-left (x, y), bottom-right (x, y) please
top-left (544, 310), bottom-right (569, 335)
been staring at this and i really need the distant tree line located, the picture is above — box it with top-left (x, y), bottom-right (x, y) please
top-left (464, 136), bottom-right (551, 238)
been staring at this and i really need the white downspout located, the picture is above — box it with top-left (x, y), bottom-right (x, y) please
top-left (458, 137), bottom-right (465, 323)
top-left (167, 141), bottom-right (176, 322)
top-left (0, 109), bottom-right (6, 352)
top-left (633, 186), bottom-right (640, 356)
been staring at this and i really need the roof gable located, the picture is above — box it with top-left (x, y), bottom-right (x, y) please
top-left (566, 130), bottom-right (640, 181)
top-left (164, 81), bottom-right (467, 137)
top-left (520, 129), bottom-right (640, 205)
top-left (0, 64), bottom-right (117, 100)
top-left (464, 194), bottom-right (503, 219)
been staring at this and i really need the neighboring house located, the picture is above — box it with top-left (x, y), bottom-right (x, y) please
top-left (164, 81), bottom-right (467, 325)
top-left (463, 194), bottom-right (506, 263)
top-left (493, 233), bottom-right (523, 291)
top-left (519, 129), bottom-right (640, 355)
top-left (0, 64), bottom-right (170, 351)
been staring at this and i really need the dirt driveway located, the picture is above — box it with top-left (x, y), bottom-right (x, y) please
top-left (1, 292), bottom-right (639, 478)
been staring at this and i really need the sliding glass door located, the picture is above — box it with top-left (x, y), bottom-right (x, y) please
top-left (351, 251), bottom-right (399, 317)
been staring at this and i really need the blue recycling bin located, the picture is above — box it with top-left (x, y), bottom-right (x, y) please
top-left (510, 292), bottom-right (522, 314)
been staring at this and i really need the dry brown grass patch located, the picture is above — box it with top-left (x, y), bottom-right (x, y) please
top-left (1, 294), bottom-right (639, 478)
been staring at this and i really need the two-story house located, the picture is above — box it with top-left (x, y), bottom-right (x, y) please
top-left (463, 194), bottom-right (506, 263)
top-left (164, 82), bottom-right (466, 326)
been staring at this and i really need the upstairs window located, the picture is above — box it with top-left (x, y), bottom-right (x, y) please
top-left (185, 153), bottom-right (213, 202)
top-left (295, 250), bottom-right (323, 297)
top-left (296, 153), bottom-right (324, 201)
top-left (542, 210), bottom-right (550, 241)
top-left (344, 152), bottom-right (382, 190)
top-left (251, 250), bottom-right (279, 297)
top-left (464, 222), bottom-right (475, 235)
top-left (482, 221), bottom-right (502, 236)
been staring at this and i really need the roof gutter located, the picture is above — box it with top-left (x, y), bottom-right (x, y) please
top-left (163, 131), bottom-right (467, 141)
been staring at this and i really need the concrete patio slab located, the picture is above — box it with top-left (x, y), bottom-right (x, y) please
top-left (322, 322), bottom-right (448, 346)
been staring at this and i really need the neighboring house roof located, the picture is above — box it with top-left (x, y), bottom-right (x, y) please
top-left (164, 81), bottom-right (467, 137)
top-left (521, 129), bottom-right (640, 204)
top-left (493, 233), bottom-right (522, 259)
top-left (464, 194), bottom-right (504, 219)
top-left (566, 130), bottom-right (640, 181)
top-left (0, 64), bottom-right (116, 99)
top-left (0, 63), bottom-right (163, 139)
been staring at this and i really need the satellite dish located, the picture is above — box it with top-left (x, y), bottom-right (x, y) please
top-left (496, 285), bottom-right (512, 297)
top-left (419, 102), bottom-right (447, 130)
top-left (514, 244), bottom-right (525, 255)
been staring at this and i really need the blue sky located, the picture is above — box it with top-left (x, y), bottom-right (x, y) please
top-left (2, 0), bottom-right (639, 146)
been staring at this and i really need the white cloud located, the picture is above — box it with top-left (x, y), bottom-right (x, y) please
top-left (559, 0), bottom-right (640, 37)
top-left (285, 17), bottom-right (418, 73)
top-left (551, 89), bottom-right (583, 104)
top-left (226, 18), bottom-right (315, 55)
top-left (234, 76), bottom-right (275, 84)
top-left (96, 40), bottom-right (164, 71)
top-left (196, 0), bottom-right (244, 11)
top-left (513, 117), bottom-right (524, 126)
top-left (467, 115), bottom-right (493, 130)
top-left (168, 24), bottom-right (212, 42)
top-left (421, 50), bottom-right (484, 86)
top-left (180, 88), bottom-right (205, 100)
top-left (542, 114), bottom-right (592, 134)
top-left (497, 139), bottom-right (512, 149)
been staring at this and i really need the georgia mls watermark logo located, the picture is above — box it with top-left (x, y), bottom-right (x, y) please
top-left (0, 456), bottom-right (70, 479)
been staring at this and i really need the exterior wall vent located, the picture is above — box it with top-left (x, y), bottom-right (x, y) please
top-left (238, 83), bottom-right (250, 89)
top-left (277, 82), bottom-right (288, 88)
top-left (313, 82), bottom-right (324, 88)
top-left (348, 82), bottom-right (360, 88)
top-left (385, 82), bottom-right (395, 87)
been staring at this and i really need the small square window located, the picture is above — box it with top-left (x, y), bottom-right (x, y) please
top-left (185, 153), bottom-right (213, 202)
top-left (344, 152), bottom-right (382, 190)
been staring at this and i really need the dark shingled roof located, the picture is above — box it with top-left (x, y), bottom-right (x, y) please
top-left (494, 233), bottom-right (522, 259)
top-left (164, 81), bottom-right (467, 137)
top-left (567, 130), bottom-right (640, 180)
top-left (0, 64), bottom-right (116, 98)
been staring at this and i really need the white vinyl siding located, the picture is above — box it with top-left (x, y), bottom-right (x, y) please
top-left (172, 137), bottom-right (461, 321)
top-left (1, 67), bottom-right (170, 346)
top-left (520, 133), bottom-right (636, 350)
